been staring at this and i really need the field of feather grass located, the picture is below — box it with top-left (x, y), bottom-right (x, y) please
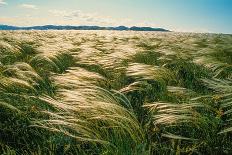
top-left (1, 30), bottom-right (232, 155)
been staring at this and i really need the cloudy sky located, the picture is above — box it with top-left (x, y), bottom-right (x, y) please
top-left (0, 0), bottom-right (232, 33)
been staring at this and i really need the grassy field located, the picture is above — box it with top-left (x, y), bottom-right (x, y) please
top-left (1, 30), bottom-right (232, 155)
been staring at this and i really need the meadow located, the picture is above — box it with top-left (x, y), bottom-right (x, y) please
top-left (1, 30), bottom-right (232, 155)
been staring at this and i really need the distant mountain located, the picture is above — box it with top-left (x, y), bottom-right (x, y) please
top-left (0, 24), bottom-right (170, 32)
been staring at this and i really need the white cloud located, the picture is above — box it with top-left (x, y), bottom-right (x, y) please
top-left (0, 0), bottom-right (7, 6)
top-left (48, 9), bottom-right (130, 26)
top-left (20, 4), bottom-right (38, 10)
top-left (49, 10), bottom-right (69, 17)
top-left (0, 9), bottom-right (142, 28)
top-left (49, 10), bottom-right (97, 21)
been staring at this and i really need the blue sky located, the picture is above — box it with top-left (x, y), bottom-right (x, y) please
top-left (0, 0), bottom-right (232, 33)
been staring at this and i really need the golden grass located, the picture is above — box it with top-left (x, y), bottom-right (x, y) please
top-left (1, 31), bottom-right (232, 154)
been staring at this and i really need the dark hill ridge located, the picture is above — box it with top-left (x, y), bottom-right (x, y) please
top-left (0, 24), bottom-right (170, 31)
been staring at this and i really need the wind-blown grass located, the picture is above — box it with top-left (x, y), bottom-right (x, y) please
top-left (1, 31), bottom-right (232, 154)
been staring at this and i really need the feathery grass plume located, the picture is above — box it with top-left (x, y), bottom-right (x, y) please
top-left (34, 87), bottom-right (146, 154)
top-left (143, 101), bottom-right (223, 154)
top-left (30, 51), bottom-right (75, 75)
top-left (0, 76), bottom-right (36, 94)
top-left (75, 63), bottom-right (110, 79)
top-left (76, 48), bottom-right (131, 90)
top-left (34, 63), bottom-right (147, 153)
top-left (1, 30), bottom-right (232, 154)
top-left (144, 102), bottom-right (204, 126)
top-left (30, 54), bottom-right (59, 74)
top-left (126, 63), bottom-right (174, 83)
top-left (202, 78), bottom-right (232, 93)
top-left (0, 101), bottom-right (21, 113)
top-left (3, 62), bottom-right (42, 85)
top-left (28, 51), bottom-right (72, 95)
top-left (1, 62), bottom-right (56, 96)
top-left (121, 63), bottom-right (174, 122)
top-left (0, 39), bottom-right (40, 64)
top-left (124, 63), bottom-right (175, 99)
top-left (202, 78), bottom-right (232, 134)
top-left (167, 86), bottom-right (196, 96)
top-left (0, 41), bottom-right (21, 65)
top-left (53, 67), bottom-right (106, 90)
top-left (194, 56), bottom-right (232, 78)
top-left (166, 86), bottom-right (197, 102)
top-left (0, 70), bottom-right (66, 154)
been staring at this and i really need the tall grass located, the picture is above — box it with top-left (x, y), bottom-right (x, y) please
top-left (1, 31), bottom-right (232, 154)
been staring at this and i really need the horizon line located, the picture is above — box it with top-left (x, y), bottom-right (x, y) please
top-left (1, 24), bottom-right (232, 35)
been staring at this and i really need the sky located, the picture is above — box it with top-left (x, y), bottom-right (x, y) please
top-left (0, 0), bottom-right (232, 34)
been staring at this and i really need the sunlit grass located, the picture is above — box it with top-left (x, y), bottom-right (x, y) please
top-left (1, 31), bottom-right (232, 154)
